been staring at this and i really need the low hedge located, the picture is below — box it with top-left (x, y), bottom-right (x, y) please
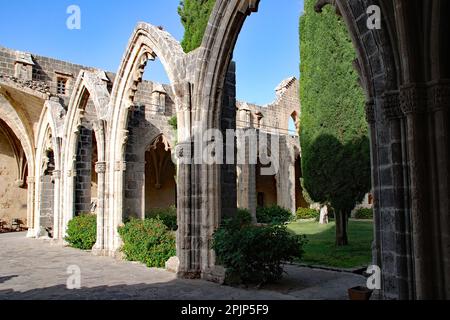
top-left (212, 216), bottom-right (306, 285)
top-left (296, 207), bottom-right (320, 220)
top-left (146, 206), bottom-right (178, 231)
top-left (256, 205), bottom-right (293, 224)
top-left (65, 214), bottom-right (97, 250)
top-left (354, 208), bottom-right (373, 220)
top-left (118, 218), bottom-right (176, 268)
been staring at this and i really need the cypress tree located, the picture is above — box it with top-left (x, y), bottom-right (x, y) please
top-left (300, 0), bottom-right (371, 245)
top-left (178, 0), bottom-right (216, 53)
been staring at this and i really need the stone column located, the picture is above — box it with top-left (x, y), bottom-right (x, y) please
top-left (236, 129), bottom-right (256, 222)
top-left (26, 176), bottom-right (36, 238)
top-left (176, 81), bottom-right (199, 279)
top-left (276, 136), bottom-right (296, 214)
top-left (136, 161), bottom-right (146, 220)
top-left (110, 160), bottom-right (126, 257)
top-left (400, 84), bottom-right (434, 299)
top-left (426, 81), bottom-right (450, 299)
top-left (380, 92), bottom-right (415, 299)
top-left (52, 170), bottom-right (62, 240)
top-left (93, 161), bottom-right (106, 255)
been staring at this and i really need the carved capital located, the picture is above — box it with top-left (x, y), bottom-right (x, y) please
top-left (400, 84), bottom-right (427, 115)
top-left (95, 162), bottom-right (107, 174)
top-left (382, 91), bottom-right (402, 120)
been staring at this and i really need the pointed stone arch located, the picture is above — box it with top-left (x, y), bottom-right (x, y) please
top-left (175, 0), bottom-right (403, 283)
top-left (0, 93), bottom-right (36, 233)
top-left (106, 22), bottom-right (186, 255)
top-left (34, 99), bottom-right (65, 239)
top-left (61, 70), bottom-right (110, 249)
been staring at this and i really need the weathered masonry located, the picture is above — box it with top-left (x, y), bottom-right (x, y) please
top-left (0, 26), bottom-right (303, 269)
top-left (0, 0), bottom-right (449, 300)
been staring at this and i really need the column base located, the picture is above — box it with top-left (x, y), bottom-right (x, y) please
top-left (92, 246), bottom-right (107, 256)
top-left (26, 229), bottom-right (36, 238)
top-left (177, 270), bottom-right (202, 280)
top-left (201, 266), bottom-right (226, 285)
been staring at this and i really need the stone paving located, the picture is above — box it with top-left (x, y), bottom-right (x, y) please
top-left (0, 232), bottom-right (365, 300)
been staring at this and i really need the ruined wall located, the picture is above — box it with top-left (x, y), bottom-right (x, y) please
top-left (123, 80), bottom-right (177, 219)
top-left (0, 130), bottom-right (27, 225)
top-left (236, 77), bottom-right (300, 136)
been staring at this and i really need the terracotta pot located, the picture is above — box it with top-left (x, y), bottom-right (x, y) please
top-left (348, 286), bottom-right (373, 300)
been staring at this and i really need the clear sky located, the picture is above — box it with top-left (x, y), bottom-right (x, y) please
top-left (0, 0), bottom-right (304, 105)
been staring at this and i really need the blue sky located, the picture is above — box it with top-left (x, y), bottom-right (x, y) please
top-left (0, 0), bottom-right (304, 105)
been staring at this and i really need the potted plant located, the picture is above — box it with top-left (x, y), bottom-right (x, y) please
top-left (348, 286), bottom-right (373, 300)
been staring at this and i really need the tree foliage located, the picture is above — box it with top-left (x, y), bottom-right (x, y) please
top-left (300, 0), bottom-right (371, 245)
top-left (178, 0), bottom-right (216, 53)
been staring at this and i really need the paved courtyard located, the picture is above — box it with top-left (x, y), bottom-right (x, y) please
top-left (0, 232), bottom-right (365, 300)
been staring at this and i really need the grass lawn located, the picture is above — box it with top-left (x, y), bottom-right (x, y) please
top-left (288, 220), bottom-right (374, 269)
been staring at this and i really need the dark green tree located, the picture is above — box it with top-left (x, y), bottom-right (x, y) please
top-left (300, 0), bottom-right (370, 245)
top-left (178, 0), bottom-right (216, 53)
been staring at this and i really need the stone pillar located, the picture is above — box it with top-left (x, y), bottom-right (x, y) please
top-left (399, 83), bottom-right (448, 299)
top-left (276, 136), bottom-right (296, 214)
top-left (427, 81), bottom-right (450, 299)
top-left (75, 126), bottom-right (93, 214)
top-left (93, 161), bottom-right (106, 256)
top-left (110, 160), bottom-right (127, 256)
top-left (365, 100), bottom-right (382, 297)
top-left (26, 176), bottom-right (36, 238)
top-left (124, 160), bottom-right (145, 220)
top-left (380, 92), bottom-right (415, 299)
top-left (236, 129), bottom-right (256, 222)
top-left (237, 163), bottom-right (256, 222)
top-left (52, 170), bottom-right (62, 240)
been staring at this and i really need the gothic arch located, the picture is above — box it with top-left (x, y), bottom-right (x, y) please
top-left (61, 70), bottom-right (109, 245)
top-left (106, 22), bottom-right (186, 255)
top-left (0, 93), bottom-right (36, 233)
top-left (175, 0), bottom-right (404, 284)
top-left (0, 94), bottom-right (35, 176)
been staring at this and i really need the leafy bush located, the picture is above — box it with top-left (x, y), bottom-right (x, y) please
top-left (212, 216), bottom-right (306, 285)
top-left (146, 206), bottom-right (178, 231)
top-left (236, 208), bottom-right (253, 226)
top-left (256, 205), bottom-right (293, 224)
top-left (296, 207), bottom-right (320, 220)
top-left (118, 218), bottom-right (176, 268)
top-left (65, 214), bottom-right (97, 250)
top-left (354, 208), bottom-right (373, 220)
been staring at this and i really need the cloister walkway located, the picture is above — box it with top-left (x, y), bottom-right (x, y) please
top-left (0, 232), bottom-right (365, 300)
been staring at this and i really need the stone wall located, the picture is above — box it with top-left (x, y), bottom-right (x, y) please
top-left (0, 128), bottom-right (27, 225)
top-left (75, 126), bottom-right (93, 215)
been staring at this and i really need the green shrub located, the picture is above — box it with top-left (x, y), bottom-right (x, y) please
top-left (118, 218), bottom-right (176, 268)
top-left (296, 207), bottom-right (320, 220)
top-left (236, 208), bottom-right (253, 226)
top-left (212, 216), bottom-right (306, 285)
top-left (146, 206), bottom-right (178, 231)
top-left (256, 205), bottom-right (293, 224)
top-left (65, 214), bottom-right (97, 250)
top-left (354, 208), bottom-right (373, 220)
